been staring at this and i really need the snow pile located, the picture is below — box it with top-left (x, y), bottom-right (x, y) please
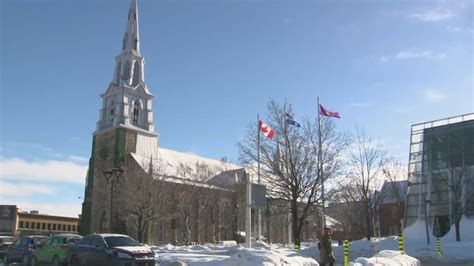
top-left (221, 248), bottom-right (318, 266)
top-left (350, 250), bottom-right (420, 266)
top-left (299, 237), bottom-right (399, 263)
top-left (403, 217), bottom-right (474, 263)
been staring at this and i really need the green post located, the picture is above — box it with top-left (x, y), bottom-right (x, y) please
top-left (344, 239), bottom-right (349, 266)
top-left (399, 234), bottom-right (404, 254)
top-left (437, 238), bottom-right (443, 256)
top-left (294, 243), bottom-right (299, 252)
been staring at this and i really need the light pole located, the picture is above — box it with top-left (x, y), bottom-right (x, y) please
top-left (103, 168), bottom-right (124, 233)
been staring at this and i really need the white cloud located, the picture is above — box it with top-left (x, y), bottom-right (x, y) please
top-left (424, 89), bottom-right (447, 103)
top-left (410, 8), bottom-right (454, 22)
top-left (0, 198), bottom-right (81, 218)
top-left (446, 26), bottom-right (474, 33)
top-left (67, 155), bottom-right (89, 164)
top-left (0, 181), bottom-right (56, 196)
top-left (0, 158), bottom-right (87, 184)
top-left (380, 50), bottom-right (446, 62)
top-left (348, 102), bottom-right (373, 108)
top-left (396, 50), bottom-right (446, 60)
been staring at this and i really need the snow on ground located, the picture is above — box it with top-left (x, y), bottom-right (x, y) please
top-left (350, 250), bottom-right (420, 266)
top-left (152, 231), bottom-right (474, 265)
top-left (403, 217), bottom-right (474, 264)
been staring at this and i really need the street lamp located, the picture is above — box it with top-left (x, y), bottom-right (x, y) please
top-left (103, 167), bottom-right (124, 233)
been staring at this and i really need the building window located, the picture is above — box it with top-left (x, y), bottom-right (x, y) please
top-left (68, 224), bottom-right (71, 231)
top-left (63, 224), bottom-right (66, 231)
top-left (36, 223), bottom-right (40, 230)
top-left (109, 100), bottom-right (115, 126)
top-left (48, 223), bottom-right (51, 230)
top-left (133, 101), bottom-right (139, 124)
top-left (53, 224), bottom-right (56, 230)
top-left (25, 222), bottom-right (30, 228)
top-left (72, 225), bottom-right (76, 232)
top-left (31, 222), bottom-right (35, 229)
top-left (42, 223), bottom-right (46, 230)
top-left (19, 221), bottom-right (24, 228)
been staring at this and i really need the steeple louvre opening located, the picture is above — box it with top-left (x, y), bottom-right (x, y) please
top-left (132, 60), bottom-right (140, 85)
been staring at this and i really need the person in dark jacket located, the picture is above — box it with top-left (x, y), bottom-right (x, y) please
top-left (319, 227), bottom-right (336, 266)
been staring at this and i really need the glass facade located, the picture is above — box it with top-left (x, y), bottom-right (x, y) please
top-left (405, 113), bottom-right (474, 237)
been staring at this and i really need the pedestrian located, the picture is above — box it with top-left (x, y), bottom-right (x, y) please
top-left (319, 227), bottom-right (336, 266)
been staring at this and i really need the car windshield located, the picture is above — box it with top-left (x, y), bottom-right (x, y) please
top-left (65, 237), bottom-right (82, 244)
top-left (33, 237), bottom-right (48, 246)
top-left (104, 236), bottom-right (140, 247)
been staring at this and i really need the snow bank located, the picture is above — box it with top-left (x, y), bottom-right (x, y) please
top-left (221, 248), bottom-right (318, 266)
top-left (350, 250), bottom-right (420, 266)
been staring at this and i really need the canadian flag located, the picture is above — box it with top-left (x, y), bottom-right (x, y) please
top-left (259, 120), bottom-right (275, 139)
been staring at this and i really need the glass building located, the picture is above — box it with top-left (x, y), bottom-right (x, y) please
top-left (405, 113), bottom-right (474, 237)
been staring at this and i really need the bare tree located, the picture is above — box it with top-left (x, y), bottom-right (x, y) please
top-left (239, 100), bottom-right (347, 247)
top-left (382, 160), bottom-right (408, 206)
top-left (444, 161), bottom-right (474, 241)
top-left (123, 159), bottom-right (167, 243)
top-left (330, 185), bottom-right (368, 240)
top-left (345, 128), bottom-right (387, 240)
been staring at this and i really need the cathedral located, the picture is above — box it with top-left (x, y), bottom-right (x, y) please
top-left (80, 0), bottom-right (319, 245)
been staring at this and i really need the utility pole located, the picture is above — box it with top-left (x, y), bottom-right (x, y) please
top-left (245, 172), bottom-right (252, 248)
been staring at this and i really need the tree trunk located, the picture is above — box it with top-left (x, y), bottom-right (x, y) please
top-left (366, 204), bottom-right (371, 240)
top-left (291, 199), bottom-right (300, 248)
top-left (266, 205), bottom-right (271, 243)
top-left (137, 214), bottom-right (143, 243)
top-left (455, 219), bottom-right (461, 242)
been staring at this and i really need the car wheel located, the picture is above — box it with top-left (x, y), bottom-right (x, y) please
top-left (31, 255), bottom-right (38, 266)
top-left (52, 256), bottom-right (61, 266)
top-left (69, 255), bottom-right (79, 266)
top-left (22, 254), bottom-right (30, 265)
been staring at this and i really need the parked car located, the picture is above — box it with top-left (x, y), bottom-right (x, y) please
top-left (31, 233), bottom-right (82, 266)
top-left (0, 236), bottom-right (16, 260)
top-left (4, 235), bottom-right (48, 265)
top-left (68, 234), bottom-right (156, 266)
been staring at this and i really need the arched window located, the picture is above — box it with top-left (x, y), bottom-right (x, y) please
top-left (133, 100), bottom-right (140, 124)
top-left (109, 99), bottom-right (115, 126)
top-left (123, 33), bottom-right (128, 50)
top-left (132, 60), bottom-right (140, 85)
top-left (115, 61), bottom-right (122, 84)
top-left (123, 61), bottom-right (131, 80)
top-left (133, 37), bottom-right (138, 50)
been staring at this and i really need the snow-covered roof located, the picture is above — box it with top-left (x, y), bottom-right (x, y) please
top-left (130, 148), bottom-right (241, 183)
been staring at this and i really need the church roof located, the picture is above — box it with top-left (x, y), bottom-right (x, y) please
top-left (130, 148), bottom-right (241, 182)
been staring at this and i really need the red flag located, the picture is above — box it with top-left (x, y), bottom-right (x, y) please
top-left (319, 104), bottom-right (340, 118)
top-left (259, 120), bottom-right (275, 139)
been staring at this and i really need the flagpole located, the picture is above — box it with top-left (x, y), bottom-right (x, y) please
top-left (318, 97), bottom-right (326, 230)
top-left (257, 114), bottom-right (262, 241)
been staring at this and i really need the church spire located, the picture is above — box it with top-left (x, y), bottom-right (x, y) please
top-left (122, 0), bottom-right (140, 52)
top-left (97, 0), bottom-right (156, 135)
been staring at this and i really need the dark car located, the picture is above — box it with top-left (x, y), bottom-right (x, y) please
top-left (4, 235), bottom-right (48, 265)
top-left (0, 236), bottom-right (16, 260)
top-left (68, 234), bottom-right (156, 266)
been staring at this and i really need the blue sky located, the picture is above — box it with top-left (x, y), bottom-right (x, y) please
top-left (1, 0), bottom-right (472, 217)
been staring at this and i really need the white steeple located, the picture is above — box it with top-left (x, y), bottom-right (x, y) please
top-left (96, 0), bottom-right (156, 135)
top-left (123, 0), bottom-right (140, 53)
